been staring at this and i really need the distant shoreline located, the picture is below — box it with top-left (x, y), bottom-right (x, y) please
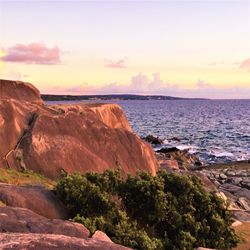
top-left (41, 94), bottom-right (250, 101)
top-left (41, 94), bottom-right (208, 101)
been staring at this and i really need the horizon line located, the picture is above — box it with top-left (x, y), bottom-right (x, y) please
top-left (41, 93), bottom-right (250, 101)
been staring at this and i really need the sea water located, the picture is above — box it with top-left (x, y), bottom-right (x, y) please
top-left (46, 99), bottom-right (250, 164)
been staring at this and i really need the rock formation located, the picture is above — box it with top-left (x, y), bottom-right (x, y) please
top-left (143, 134), bottom-right (163, 144)
top-left (0, 183), bottom-right (68, 219)
top-left (0, 206), bottom-right (131, 249)
top-left (0, 233), bottom-right (131, 250)
top-left (194, 161), bottom-right (250, 226)
top-left (0, 79), bottom-right (43, 104)
top-left (0, 206), bottom-right (89, 238)
top-left (156, 147), bottom-right (202, 170)
top-left (0, 79), bottom-right (158, 179)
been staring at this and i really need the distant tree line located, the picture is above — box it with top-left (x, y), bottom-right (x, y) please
top-left (42, 94), bottom-right (207, 101)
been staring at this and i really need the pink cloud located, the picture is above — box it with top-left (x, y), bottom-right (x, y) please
top-left (43, 73), bottom-right (178, 95)
top-left (105, 58), bottom-right (127, 68)
top-left (239, 58), bottom-right (250, 71)
top-left (1, 43), bottom-right (61, 65)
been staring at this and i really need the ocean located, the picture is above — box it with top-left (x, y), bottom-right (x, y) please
top-left (46, 99), bottom-right (250, 165)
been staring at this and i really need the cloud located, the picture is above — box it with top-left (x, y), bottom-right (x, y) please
top-left (43, 73), bottom-right (250, 99)
top-left (43, 73), bottom-right (178, 95)
top-left (127, 73), bottom-right (178, 94)
top-left (104, 58), bottom-right (127, 68)
top-left (1, 43), bottom-right (61, 65)
top-left (239, 58), bottom-right (250, 71)
top-left (64, 73), bottom-right (175, 94)
top-left (208, 61), bottom-right (240, 67)
top-left (0, 70), bottom-right (29, 81)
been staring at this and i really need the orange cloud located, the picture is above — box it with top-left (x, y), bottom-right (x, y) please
top-left (1, 43), bottom-right (61, 65)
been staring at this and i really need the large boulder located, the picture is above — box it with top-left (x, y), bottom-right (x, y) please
top-left (18, 103), bottom-right (158, 178)
top-left (0, 206), bottom-right (131, 249)
top-left (0, 183), bottom-right (68, 219)
top-left (0, 79), bottom-right (158, 179)
top-left (0, 233), bottom-right (131, 250)
top-left (0, 206), bottom-right (89, 238)
top-left (0, 79), bottom-right (43, 104)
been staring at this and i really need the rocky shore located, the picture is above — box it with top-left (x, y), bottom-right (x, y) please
top-left (143, 135), bottom-right (250, 247)
top-left (145, 135), bottom-right (250, 249)
top-left (0, 80), bottom-right (249, 249)
top-left (196, 162), bottom-right (250, 218)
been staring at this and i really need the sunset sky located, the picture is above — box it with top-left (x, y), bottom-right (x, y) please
top-left (0, 0), bottom-right (250, 98)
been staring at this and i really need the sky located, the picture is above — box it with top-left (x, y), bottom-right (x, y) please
top-left (0, 0), bottom-right (250, 98)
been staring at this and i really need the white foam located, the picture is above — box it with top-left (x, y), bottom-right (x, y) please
top-left (212, 151), bottom-right (234, 158)
top-left (176, 145), bottom-right (190, 150)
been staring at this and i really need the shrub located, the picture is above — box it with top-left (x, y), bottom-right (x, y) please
top-left (55, 170), bottom-right (239, 249)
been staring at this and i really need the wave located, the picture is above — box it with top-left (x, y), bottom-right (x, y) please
top-left (156, 141), bottom-right (250, 164)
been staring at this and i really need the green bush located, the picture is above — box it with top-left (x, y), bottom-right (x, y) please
top-left (55, 170), bottom-right (239, 250)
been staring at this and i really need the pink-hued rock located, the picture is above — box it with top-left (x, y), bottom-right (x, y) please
top-left (0, 206), bottom-right (89, 238)
top-left (0, 79), bottom-right (158, 179)
top-left (0, 183), bottom-right (68, 219)
top-left (0, 99), bottom-right (37, 169)
top-left (193, 172), bottom-right (217, 192)
top-left (197, 248), bottom-right (215, 250)
top-left (0, 204), bottom-right (128, 250)
top-left (0, 233), bottom-right (132, 250)
top-left (87, 103), bottom-right (132, 131)
top-left (92, 230), bottom-right (113, 243)
top-left (0, 79), bottom-right (43, 104)
top-left (231, 220), bottom-right (242, 227)
top-left (158, 159), bottom-right (179, 171)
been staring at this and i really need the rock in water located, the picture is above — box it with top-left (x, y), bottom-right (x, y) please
top-left (156, 147), bottom-right (180, 153)
top-left (156, 147), bottom-right (202, 170)
top-left (143, 134), bottom-right (163, 144)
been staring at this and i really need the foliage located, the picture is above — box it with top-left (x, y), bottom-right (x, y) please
top-left (0, 168), bottom-right (55, 188)
top-left (55, 169), bottom-right (239, 249)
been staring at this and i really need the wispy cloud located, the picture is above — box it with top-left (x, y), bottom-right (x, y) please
top-left (104, 58), bottom-right (127, 68)
top-left (208, 61), bottom-right (240, 67)
top-left (239, 58), bottom-right (250, 71)
top-left (0, 70), bottom-right (29, 81)
top-left (0, 43), bottom-right (61, 65)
